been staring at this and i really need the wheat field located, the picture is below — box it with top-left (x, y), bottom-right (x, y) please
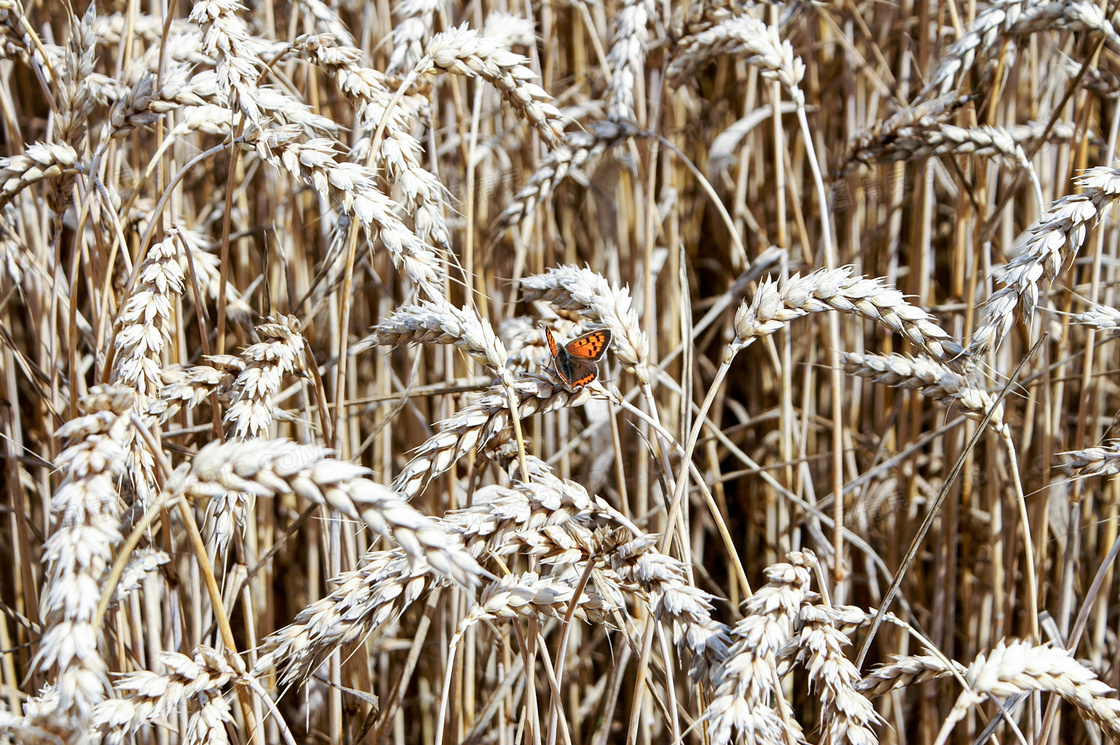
top-left (3, 0), bottom-right (1120, 743)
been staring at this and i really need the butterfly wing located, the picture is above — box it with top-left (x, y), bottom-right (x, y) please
top-left (544, 327), bottom-right (560, 358)
top-left (566, 329), bottom-right (612, 361)
top-left (544, 327), bottom-right (573, 387)
top-left (566, 357), bottom-right (598, 388)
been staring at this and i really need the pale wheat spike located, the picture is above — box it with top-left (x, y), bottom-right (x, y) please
top-left (683, 0), bottom-right (785, 32)
top-left (103, 72), bottom-right (175, 138)
top-left (951, 640), bottom-right (1120, 740)
top-left (968, 166), bottom-right (1120, 359)
top-left (1063, 441), bottom-right (1120, 478)
top-left (606, 0), bottom-right (654, 121)
top-left (0, 215), bottom-right (24, 287)
top-left (111, 235), bottom-right (185, 506)
top-left (295, 33), bottom-right (452, 250)
top-left (257, 472), bottom-right (603, 686)
top-left (111, 548), bottom-right (170, 608)
top-left (93, 12), bottom-right (199, 47)
top-left (357, 300), bottom-right (509, 373)
top-left (841, 121), bottom-right (1064, 175)
top-left (795, 604), bottom-right (881, 745)
top-left (388, 0), bottom-right (443, 74)
top-left (293, 0), bottom-right (355, 46)
top-left (604, 530), bottom-right (731, 685)
top-left (46, 5), bottom-right (93, 214)
top-left (112, 237), bottom-right (184, 401)
top-left (669, 15), bottom-right (806, 104)
top-left (1066, 56), bottom-right (1120, 98)
top-left (93, 646), bottom-right (242, 740)
top-left (245, 125), bottom-right (445, 296)
top-left (223, 314), bottom-right (307, 441)
top-left (151, 361), bottom-right (236, 422)
top-left (189, 0), bottom-right (265, 125)
top-left (462, 572), bottom-right (581, 629)
top-left (734, 268), bottom-right (963, 361)
top-left (253, 549), bottom-right (426, 685)
top-left (921, 0), bottom-right (1120, 99)
top-left (499, 121), bottom-right (641, 228)
top-left (703, 551), bottom-right (816, 745)
top-left (166, 438), bottom-right (484, 586)
top-left (1068, 301), bottom-right (1120, 332)
top-left (520, 265), bottom-right (651, 383)
top-left (27, 387), bottom-right (133, 736)
top-left (171, 229), bottom-right (254, 323)
top-left (482, 12), bottom-right (535, 48)
top-left (207, 315), bottom-right (308, 552)
top-left (424, 24), bottom-right (566, 148)
top-left (841, 351), bottom-right (1006, 434)
top-left (857, 653), bottom-right (965, 697)
top-left (391, 375), bottom-right (584, 500)
top-left (0, 142), bottom-right (79, 209)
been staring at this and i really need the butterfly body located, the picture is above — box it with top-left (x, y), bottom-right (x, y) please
top-left (544, 327), bottom-right (612, 390)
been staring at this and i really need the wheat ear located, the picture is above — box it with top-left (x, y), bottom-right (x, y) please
top-left (735, 268), bottom-right (962, 361)
top-left (858, 653), bottom-right (967, 697)
top-left (841, 352), bottom-right (1005, 434)
top-left (605, 0), bottom-right (653, 121)
top-left (246, 125), bottom-right (446, 296)
top-left (28, 387), bottom-right (134, 735)
top-left (703, 551), bottom-right (816, 745)
top-left (794, 603), bottom-right (881, 745)
top-left (166, 438), bottom-right (485, 586)
top-left (921, 0), bottom-right (1120, 99)
top-left (936, 640), bottom-right (1120, 745)
top-left (967, 166), bottom-right (1120, 359)
top-left (423, 24), bottom-right (566, 148)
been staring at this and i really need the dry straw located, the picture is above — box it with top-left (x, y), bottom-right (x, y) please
top-left (7, 1), bottom-right (1120, 743)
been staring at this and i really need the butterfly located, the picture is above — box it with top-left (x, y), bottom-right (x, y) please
top-left (544, 327), bottom-right (613, 390)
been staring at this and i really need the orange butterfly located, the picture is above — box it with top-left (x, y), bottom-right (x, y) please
top-left (544, 327), bottom-right (612, 390)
